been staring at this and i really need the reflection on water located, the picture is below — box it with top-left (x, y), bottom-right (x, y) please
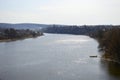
top-left (100, 59), bottom-right (120, 80)
top-left (56, 39), bottom-right (89, 44)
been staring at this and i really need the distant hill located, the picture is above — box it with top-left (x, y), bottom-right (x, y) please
top-left (0, 23), bottom-right (50, 30)
top-left (0, 23), bottom-right (120, 36)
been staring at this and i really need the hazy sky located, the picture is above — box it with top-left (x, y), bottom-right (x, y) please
top-left (0, 0), bottom-right (120, 25)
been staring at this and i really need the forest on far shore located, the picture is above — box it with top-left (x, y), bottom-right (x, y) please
top-left (0, 28), bottom-right (43, 41)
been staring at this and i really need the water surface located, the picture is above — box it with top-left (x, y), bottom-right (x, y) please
top-left (0, 33), bottom-right (120, 80)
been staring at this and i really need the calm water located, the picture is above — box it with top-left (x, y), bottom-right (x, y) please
top-left (0, 33), bottom-right (120, 80)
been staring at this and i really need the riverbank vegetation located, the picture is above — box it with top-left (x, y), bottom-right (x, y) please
top-left (0, 28), bottom-right (43, 42)
top-left (91, 27), bottom-right (120, 63)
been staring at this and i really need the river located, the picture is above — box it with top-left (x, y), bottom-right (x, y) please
top-left (0, 33), bottom-right (120, 80)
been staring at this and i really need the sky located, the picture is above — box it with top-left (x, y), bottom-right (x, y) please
top-left (0, 0), bottom-right (120, 25)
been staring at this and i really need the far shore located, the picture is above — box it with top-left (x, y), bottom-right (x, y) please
top-left (0, 35), bottom-right (43, 42)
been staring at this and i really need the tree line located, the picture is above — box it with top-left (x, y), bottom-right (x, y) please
top-left (0, 28), bottom-right (43, 40)
top-left (91, 27), bottom-right (120, 63)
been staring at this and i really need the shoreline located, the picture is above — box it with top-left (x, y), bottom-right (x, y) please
top-left (0, 35), bottom-right (43, 42)
top-left (101, 57), bottom-right (120, 64)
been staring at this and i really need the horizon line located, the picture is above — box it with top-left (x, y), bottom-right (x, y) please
top-left (0, 22), bottom-right (120, 26)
